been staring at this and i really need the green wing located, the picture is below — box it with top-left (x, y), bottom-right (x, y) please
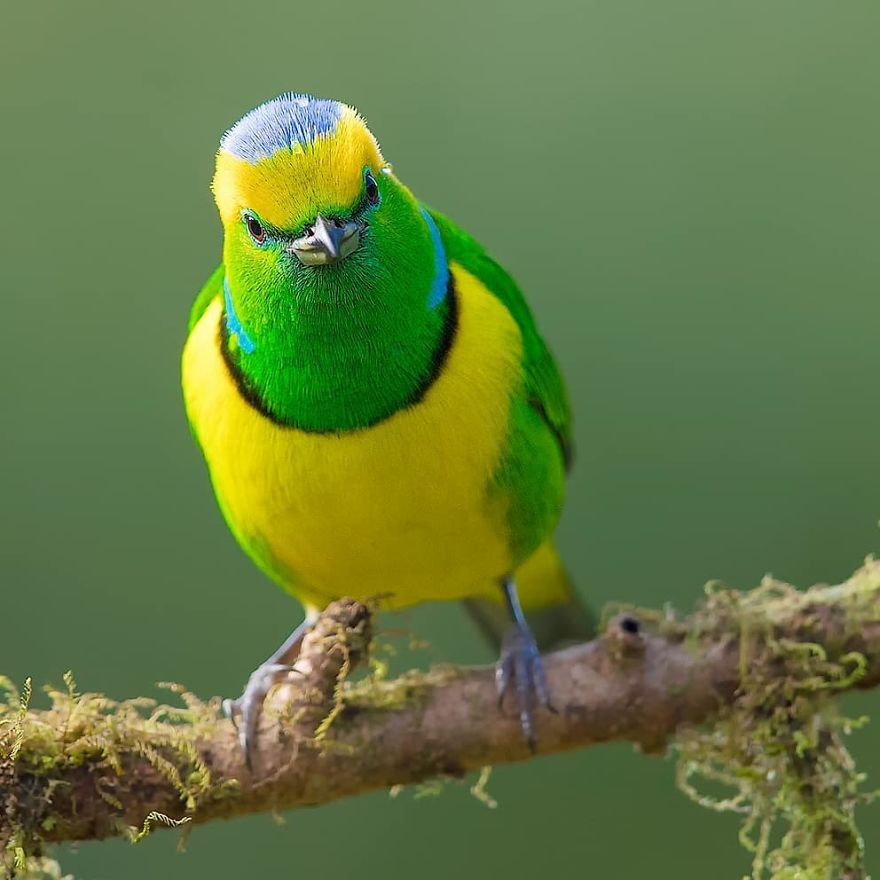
top-left (427, 208), bottom-right (574, 469)
top-left (189, 263), bottom-right (225, 333)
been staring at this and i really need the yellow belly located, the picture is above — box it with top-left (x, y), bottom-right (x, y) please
top-left (181, 264), bottom-right (525, 610)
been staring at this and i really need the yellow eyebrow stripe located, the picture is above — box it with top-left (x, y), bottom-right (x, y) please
top-left (212, 107), bottom-right (384, 231)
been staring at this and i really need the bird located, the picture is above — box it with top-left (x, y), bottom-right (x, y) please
top-left (181, 93), bottom-right (593, 763)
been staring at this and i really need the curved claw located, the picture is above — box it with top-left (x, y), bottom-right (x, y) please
top-left (224, 663), bottom-right (292, 770)
top-left (221, 697), bottom-right (238, 728)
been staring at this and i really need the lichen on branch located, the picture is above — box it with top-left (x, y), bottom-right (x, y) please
top-left (3, 561), bottom-right (880, 880)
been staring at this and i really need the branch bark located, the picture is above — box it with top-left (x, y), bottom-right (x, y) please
top-left (4, 558), bottom-right (880, 850)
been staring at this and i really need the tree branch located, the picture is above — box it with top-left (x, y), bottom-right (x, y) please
top-left (3, 558), bottom-right (880, 858)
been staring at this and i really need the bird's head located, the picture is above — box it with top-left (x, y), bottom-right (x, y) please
top-left (212, 94), bottom-right (433, 305)
top-left (209, 94), bottom-right (451, 430)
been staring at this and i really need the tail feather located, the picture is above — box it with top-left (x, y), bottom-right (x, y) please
top-left (463, 543), bottom-right (595, 652)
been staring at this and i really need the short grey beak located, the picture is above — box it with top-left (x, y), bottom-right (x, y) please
top-left (289, 214), bottom-right (360, 266)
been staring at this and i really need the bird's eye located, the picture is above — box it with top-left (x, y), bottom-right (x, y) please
top-left (364, 171), bottom-right (380, 206)
top-left (244, 213), bottom-right (266, 244)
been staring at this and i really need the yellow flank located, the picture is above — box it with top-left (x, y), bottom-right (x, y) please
top-left (212, 106), bottom-right (384, 231)
top-left (513, 541), bottom-right (573, 610)
top-left (182, 263), bottom-right (527, 611)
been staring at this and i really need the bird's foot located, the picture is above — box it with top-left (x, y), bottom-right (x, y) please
top-left (496, 620), bottom-right (556, 753)
top-left (223, 619), bottom-right (312, 770)
top-left (222, 663), bottom-right (298, 768)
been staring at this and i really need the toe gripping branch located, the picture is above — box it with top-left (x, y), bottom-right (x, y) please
top-left (226, 599), bottom-right (373, 771)
top-left (496, 577), bottom-right (558, 753)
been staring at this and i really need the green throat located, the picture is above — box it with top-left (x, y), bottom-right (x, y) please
top-left (220, 202), bottom-right (457, 433)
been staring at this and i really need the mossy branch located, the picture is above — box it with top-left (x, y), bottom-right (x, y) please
top-left (4, 559), bottom-right (880, 879)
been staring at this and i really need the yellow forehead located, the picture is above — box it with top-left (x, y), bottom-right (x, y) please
top-left (212, 108), bottom-right (384, 230)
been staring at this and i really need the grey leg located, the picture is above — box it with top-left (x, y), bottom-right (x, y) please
top-left (495, 577), bottom-right (555, 751)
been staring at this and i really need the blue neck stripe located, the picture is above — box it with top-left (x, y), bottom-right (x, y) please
top-left (223, 276), bottom-right (256, 354)
top-left (421, 207), bottom-right (449, 310)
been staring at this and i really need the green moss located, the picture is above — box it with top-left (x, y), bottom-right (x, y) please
top-left (4, 562), bottom-right (879, 879)
top-left (388, 765), bottom-right (498, 808)
top-left (0, 674), bottom-right (235, 877)
top-left (469, 766), bottom-right (498, 809)
top-left (345, 664), bottom-right (463, 713)
top-left (346, 637), bottom-right (490, 804)
top-left (10, 856), bottom-right (72, 880)
top-left (671, 560), bottom-right (880, 880)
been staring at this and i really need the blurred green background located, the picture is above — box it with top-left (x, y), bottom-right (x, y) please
top-left (3, 0), bottom-right (879, 877)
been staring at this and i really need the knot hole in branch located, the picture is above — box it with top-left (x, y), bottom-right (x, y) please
top-left (604, 613), bottom-right (645, 660)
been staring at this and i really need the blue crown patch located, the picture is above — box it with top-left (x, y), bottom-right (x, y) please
top-left (221, 93), bottom-right (342, 163)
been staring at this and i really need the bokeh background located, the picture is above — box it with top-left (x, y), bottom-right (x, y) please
top-left (3, 1), bottom-right (879, 877)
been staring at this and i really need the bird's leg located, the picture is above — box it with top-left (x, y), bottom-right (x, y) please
top-left (495, 576), bottom-right (556, 752)
top-left (222, 609), bottom-right (319, 768)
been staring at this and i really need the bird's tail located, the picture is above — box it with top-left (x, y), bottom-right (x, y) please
top-left (463, 542), bottom-right (595, 652)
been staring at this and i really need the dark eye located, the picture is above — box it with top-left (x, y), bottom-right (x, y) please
top-left (244, 213), bottom-right (266, 244)
top-left (364, 171), bottom-right (379, 205)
